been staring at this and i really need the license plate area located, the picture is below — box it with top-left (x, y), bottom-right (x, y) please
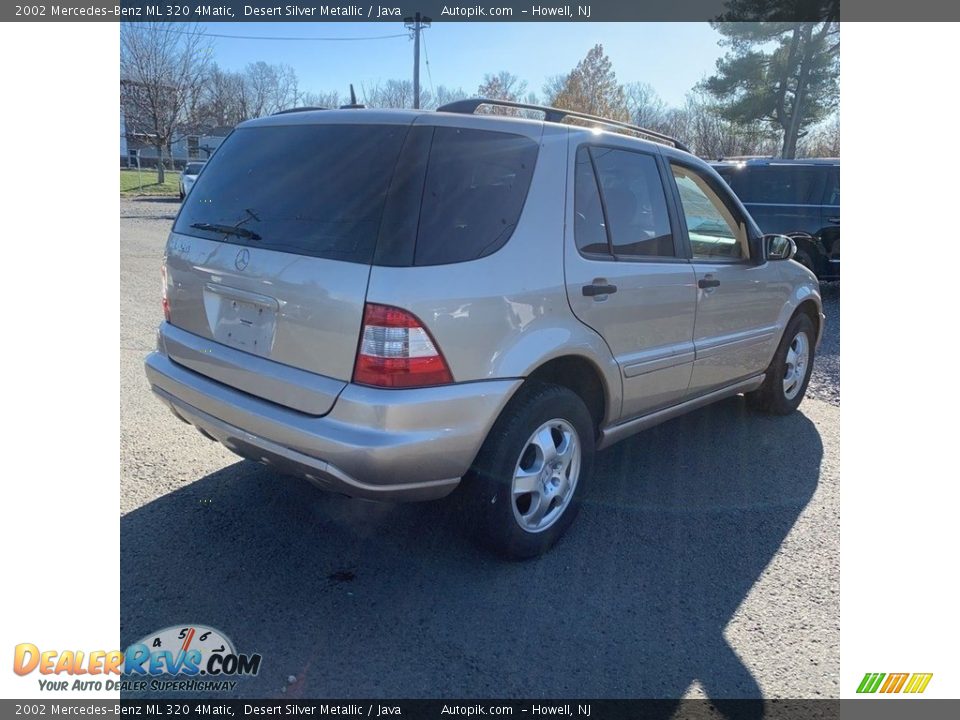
top-left (204, 284), bottom-right (278, 357)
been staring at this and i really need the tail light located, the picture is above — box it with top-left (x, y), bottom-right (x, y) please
top-left (161, 264), bottom-right (170, 322)
top-left (353, 303), bottom-right (453, 388)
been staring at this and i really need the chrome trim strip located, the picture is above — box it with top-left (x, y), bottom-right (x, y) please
top-left (623, 348), bottom-right (696, 378)
top-left (203, 282), bottom-right (280, 309)
top-left (696, 326), bottom-right (778, 360)
top-left (598, 374), bottom-right (766, 450)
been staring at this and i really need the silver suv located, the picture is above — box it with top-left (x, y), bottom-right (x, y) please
top-left (145, 99), bottom-right (823, 558)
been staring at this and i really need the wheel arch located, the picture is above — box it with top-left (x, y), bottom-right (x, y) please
top-left (525, 355), bottom-right (612, 436)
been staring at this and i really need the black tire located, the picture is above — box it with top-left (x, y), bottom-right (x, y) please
top-left (747, 313), bottom-right (816, 415)
top-left (464, 382), bottom-right (595, 560)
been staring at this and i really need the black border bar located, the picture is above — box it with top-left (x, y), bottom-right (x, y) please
top-left (4, 1), bottom-right (859, 23)
top-left (4, 700), bottom-right (960, 720)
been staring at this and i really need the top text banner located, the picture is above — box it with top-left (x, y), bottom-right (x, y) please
top-left (4, 1), bottom-right (901, 23)
top-left (3, 0), bottom-right (955, 21)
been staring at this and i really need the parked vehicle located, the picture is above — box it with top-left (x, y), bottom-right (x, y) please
top-left (712, 158), bottom-right (840, 280)
top-left (145, 99), bottom-right (824, 558)
top-left (179, 161), bottom-right (206, 201)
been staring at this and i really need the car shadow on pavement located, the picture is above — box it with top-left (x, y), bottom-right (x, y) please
top-left (121, 396), bottom-right (823, 714)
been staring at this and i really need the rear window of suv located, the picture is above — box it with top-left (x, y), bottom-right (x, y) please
top-left (411, 127), bottom-right (539, 266)
top-left (174, 123), bottom-right (539, 267)
top-left (174, 124), bottom-right (409, 263)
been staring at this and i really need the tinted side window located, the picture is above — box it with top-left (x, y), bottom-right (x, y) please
top-left (574, 147), bottom-right (609, 256)
top-left (824, 168), bottom-right (840, 205)
top-left (173, 125), bottom-right (408, 264)
top-left (744, 165), bottom-right (825, 205)
top-left (591, 147), bottom-right (674, 258)
top-left (671, 164), bottom-right (749, 261)
top-left (413, 127), bottom-right (538, 266)
top-left (714, 166), bottom-right (742, 194)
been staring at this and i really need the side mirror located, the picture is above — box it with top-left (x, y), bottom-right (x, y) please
top-left (764, 234), bottom-right (796, 261)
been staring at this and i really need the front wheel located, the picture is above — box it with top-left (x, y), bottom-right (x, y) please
top-left (747, 313), bottom-right (816, 415)
top-left (465, 383), bottom-right (595, 559)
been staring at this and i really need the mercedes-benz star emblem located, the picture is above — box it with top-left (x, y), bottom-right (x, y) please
top-left (235, 248), bottom-right (250, 271)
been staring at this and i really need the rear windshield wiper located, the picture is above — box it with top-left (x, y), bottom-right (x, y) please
top-left (190, 222), bottom-right (262, 241)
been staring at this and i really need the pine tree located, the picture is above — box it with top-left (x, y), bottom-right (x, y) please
top-left (702, 17), bottom-right (839, 158)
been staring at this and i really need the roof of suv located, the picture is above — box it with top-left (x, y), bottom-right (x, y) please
top-left (713, 158), bottom-right (839, 167)
top-left (241, 102), bottom-right (693, 157)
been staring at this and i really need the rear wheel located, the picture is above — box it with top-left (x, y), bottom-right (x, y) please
top-left (747, 313), bottom-right (815, 415)
top-left (465, 383), bottom-right (594, 559)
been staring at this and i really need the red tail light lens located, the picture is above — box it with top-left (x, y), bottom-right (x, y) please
top-left (353, 303), bottom-right (453, 388)
top-left (161, 264), bottom-right (170, 322)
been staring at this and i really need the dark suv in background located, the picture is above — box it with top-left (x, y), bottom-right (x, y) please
top-left (713, 158), bottom-right (839, 280)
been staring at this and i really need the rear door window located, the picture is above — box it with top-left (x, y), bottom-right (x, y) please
top-left (412, 127), bottom-right (539, 266)
top-left (590, 147), bottom-right (675, 258)
top-left (173, 124), bottom-right (409, 264)
top-left (573, 147), bottom-right (610, 256)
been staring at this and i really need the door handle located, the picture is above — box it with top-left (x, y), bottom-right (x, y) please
top-left (698, 278), bottom-right (721, 289)
top-left (827, 217), bottom-right (840, 224)
top-left (582, 283), bottom-right (618, 297)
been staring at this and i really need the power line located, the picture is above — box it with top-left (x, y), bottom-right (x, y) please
top-left (422, 29), bottom-right (436, 98)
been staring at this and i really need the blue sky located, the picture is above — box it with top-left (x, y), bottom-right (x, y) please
top-left (196, 22), bottom-right (728, 107)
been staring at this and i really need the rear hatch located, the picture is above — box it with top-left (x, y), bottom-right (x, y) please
top-left (163, 115), bottom-right (412, 415)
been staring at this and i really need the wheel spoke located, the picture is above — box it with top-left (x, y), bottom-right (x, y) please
top-left (556, 430), bottom-right (574, 466)
top-left (524, 495), bottom-right (550, 527)
top-left (531, 426), bottom-right (559, 465)
top-left (513, 467), bottom-right (540, 496)
top-left (786, 346), bottom-right (798, 369)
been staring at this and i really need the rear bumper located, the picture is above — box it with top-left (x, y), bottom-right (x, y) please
top-left (145, 350), bottom-right (521, 501)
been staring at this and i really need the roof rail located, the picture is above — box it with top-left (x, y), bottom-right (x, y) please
top-left (436, 97), bottom-right (691, 153)
top-left (715, 155), bottom-right (774, 162)
top-left (272, 106), bottom-right (327, 116)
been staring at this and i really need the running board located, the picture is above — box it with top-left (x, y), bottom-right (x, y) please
top-left (597, 374), bottom-right (766, 450)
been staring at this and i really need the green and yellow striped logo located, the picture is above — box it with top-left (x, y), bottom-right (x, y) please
top-left (857, 672), bottom-right (933, 694)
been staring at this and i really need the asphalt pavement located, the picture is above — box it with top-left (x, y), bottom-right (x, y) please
top-left (120, 198), bottom-right (840, 703)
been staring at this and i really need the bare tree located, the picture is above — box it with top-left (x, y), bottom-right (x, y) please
top-left (299, 90), bottom-right (342, 109)
top-left (425, 85), bottom-right (468, 109)
top-left (625, 82), bottom-right (668, 128)
top-left (194, 64), bottom-right (246, 128)
top-left (797, 114), bottom-right (839, 157)
top-left (660, 91), bottom-right (778, 159)
top-left (362, 79), bottom-right (430, 109)
top-left (473, 71), bottom-right (529, 116)
top-left (478, 72), bottom-right (526, 100)
top-left (241, 61), bottom-right (300, 116)
top-left (120, 23), bottom-right (211, 182)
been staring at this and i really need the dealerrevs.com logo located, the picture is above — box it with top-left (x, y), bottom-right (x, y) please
top-left (13, 625), bottom-right (262, 692)
top-left (856, 672), bottom-right (933, 694)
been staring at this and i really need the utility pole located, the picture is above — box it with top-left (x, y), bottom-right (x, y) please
top-left (404, 12), bottom-right (431, 109)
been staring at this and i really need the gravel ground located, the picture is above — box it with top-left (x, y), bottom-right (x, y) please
top-left (808, 282), bottom-right (840, 406)
top-left (120, 198), bottom-right (839, 701)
